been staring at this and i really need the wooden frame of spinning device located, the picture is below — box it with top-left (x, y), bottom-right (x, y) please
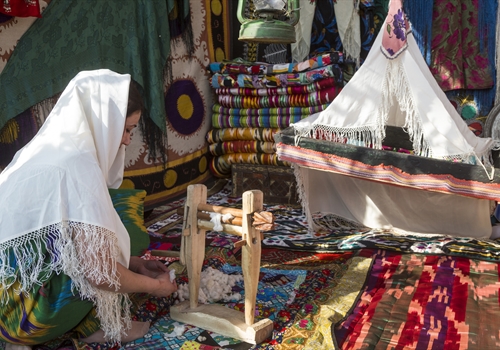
top-left (170, 184), bottom-right (274, 344)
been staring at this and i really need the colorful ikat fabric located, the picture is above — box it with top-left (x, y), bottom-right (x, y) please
top-left (335, 250), bottom-right (500, 349)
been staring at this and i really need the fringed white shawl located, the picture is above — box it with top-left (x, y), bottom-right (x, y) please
top-left (291, 0), bottom-right (316, 63)
top-left (0, 69), bottom-right (132, 343)
top-left (333, 0), bottom-right (361, 66)
top-left (293, 0), bottom-right (495, 167)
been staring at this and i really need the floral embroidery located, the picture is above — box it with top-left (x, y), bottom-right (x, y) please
top-left (392, 9), bottom-right (406, 41)
top-left (430, 0), bottom-right (493, 91)
top-left (381, 0), bottom-right (408, 59)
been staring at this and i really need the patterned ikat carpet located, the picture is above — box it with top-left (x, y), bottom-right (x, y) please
top-left (8, 180), bottom-right (500, 349)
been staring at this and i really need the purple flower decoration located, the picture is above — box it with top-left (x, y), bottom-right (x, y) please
top-left (385, 48), bottom-right (395, 56)
top-left (393, 9), bottom-right (406, 41)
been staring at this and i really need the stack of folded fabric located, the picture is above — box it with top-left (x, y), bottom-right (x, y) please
top-left (207, 51), bottom-right (345, 177)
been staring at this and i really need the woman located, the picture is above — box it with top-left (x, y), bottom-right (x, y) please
top-left (0, 69), bottom-right (177, 348)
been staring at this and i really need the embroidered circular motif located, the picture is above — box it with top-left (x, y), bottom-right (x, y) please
top-left (164, 54), bottom-right (211, 156)
top-left (163, 169), bottom-right (178, 189)
top-left (198, 155), bottom-right (208, 174)
top-left (120, 178), bottom-right (136, 189)
top-left (165, 79), bottom-right (204, 135)
top-left (211, 0), bottom-right (222, 16)
top-left (460, 102), bottom-right (479, 120)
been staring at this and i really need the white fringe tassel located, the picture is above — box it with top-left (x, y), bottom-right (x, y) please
top-left (292, 163), bottom-right (316, 234)
top-left (0, 221), bottom-right (131, 344)
top-left (342, 0), bottom-right (362, 67)
top-left (382, 59), bottom-right (431, 158)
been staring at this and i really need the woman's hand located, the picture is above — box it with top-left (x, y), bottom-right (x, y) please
top-left (150, 272), bottom-right (178, 298)
top-left (130, 257), bottom-right (169, 278)
top-left (89, 257), bottom-right (177, 297)
top-left (129, 256), bottom-right (178, 297)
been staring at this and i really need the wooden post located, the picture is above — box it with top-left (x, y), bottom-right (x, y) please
top-left (241, 190), bottom-right (263, 326)
top-left (183, 184), bottom-right (207, 310)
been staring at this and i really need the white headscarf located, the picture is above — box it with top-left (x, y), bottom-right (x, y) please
top-left (0, 69), bottom-right (133, 342)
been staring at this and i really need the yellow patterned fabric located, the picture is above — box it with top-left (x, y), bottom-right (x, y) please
top-left (304, 256), bottom-right (372, 350)
top-left (0, 253), bottom-right (99, 345)
top-left (109, 189), bottom-right (150, 256)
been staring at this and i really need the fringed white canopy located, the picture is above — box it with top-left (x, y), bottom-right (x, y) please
top-left (293, 0), bottom-right (495, 167)
top-left (282, 0), bottom-right (498, 238)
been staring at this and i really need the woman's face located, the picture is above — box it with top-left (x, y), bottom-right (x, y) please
top-left (121, 111), bottom-right (141, 146)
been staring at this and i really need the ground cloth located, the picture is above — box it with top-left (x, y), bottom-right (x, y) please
top-left (9, 180), bottom-right (500, 349)
top-left (335, 250), bottom-right (500, 349)
top-left (125, 249), bottom-right (361, 350)
top-left (18, 247), bottom-right (360, 349)
top-left (142, 178), bottom-right (500, 349)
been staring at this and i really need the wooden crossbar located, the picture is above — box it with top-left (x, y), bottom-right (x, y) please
top-left (197, 203), bottom-right (243, 217)
top-left (176, 207), bottom-right (275, 231)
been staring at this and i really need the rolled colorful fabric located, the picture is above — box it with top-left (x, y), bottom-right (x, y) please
top-left (210, 64), bottom-right (344, 89)
top-left (212, 104), bottom-right (329, 117)
top-left (206, 128), bottom-right (279, 143)
top-left (209, 141), bottom-right (276, 156)
top-left (215, 77), bottom-right (338, 96)
top-left (211, 114), bottom-right (309, 129)
top-left (207, 50), bottom-right (343, 75)
top-left (210, 153), bottom-right (290, 178)
top-left (216, 86), bottom-right (341, 109)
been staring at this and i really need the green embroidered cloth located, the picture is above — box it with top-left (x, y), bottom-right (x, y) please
top-left (0, 0), bottom-right (189, 133)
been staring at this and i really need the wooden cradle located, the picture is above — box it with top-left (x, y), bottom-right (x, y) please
top-left (274, 126), bottom-right (500, 202)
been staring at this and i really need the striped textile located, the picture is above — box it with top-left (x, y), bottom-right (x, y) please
top-left (335, 251), bottom-right (500, 349)
top-left (215, 77), bottom-right (339, 96)
top-left (207, 50), bottom-right (343, 75)
top-left (275, 142), bottom-right (500, 201)
top-left (206, 128), bottom-right (279, 143)
top-left (216, 85), bottom-right (341, 109)
top-left (210, 153), bottom-right (289, 178)
top-left (211, 113), bottom-right (309, 129)
top-left (210, 64), bottom-right (344, 89)
top-left (208, 141), bottom-right (276, 156)
top-left (212, 104), bottom-right (329, 117)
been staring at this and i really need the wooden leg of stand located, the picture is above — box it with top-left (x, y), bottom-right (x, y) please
top-left (184, 184), bottom-right (207, 310)
top-left (241, 190), bottom-right (263, 326)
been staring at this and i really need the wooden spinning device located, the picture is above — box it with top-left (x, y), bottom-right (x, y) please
top-left (170, 184), bottom-right (275, 344)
